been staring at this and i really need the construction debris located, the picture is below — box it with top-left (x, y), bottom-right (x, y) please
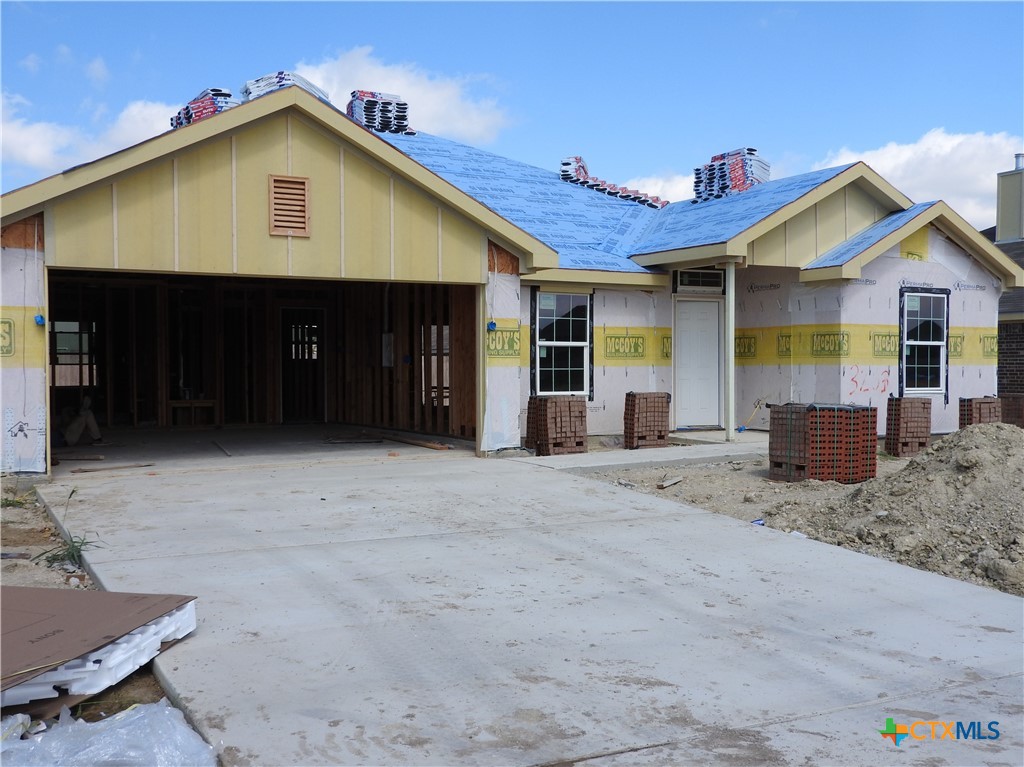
top-left (1, 587), bottom-right (197, 715)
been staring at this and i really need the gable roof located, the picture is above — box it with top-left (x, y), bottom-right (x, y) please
top-left (0, 86), bottom-right (559, 271)
top-left (804, 202), bottom-right (939, 270)
top-left (3, 85), bottom-right (1021, 288)
top-left (630, 164), bottom-right (858, 256)
top-left (802, 200), bottom-right (1023, 286)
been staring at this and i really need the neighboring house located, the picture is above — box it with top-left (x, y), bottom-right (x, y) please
top-left (2, 83), bottom-right (1021, 473)
top-left (982, 154), bottom-right (1024, 395)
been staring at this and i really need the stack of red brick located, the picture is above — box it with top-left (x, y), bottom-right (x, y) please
top-left (623, 392), bottom-right (670, 449)
top-left (884, 397), bottom-right (931, 457)
top-left (769, 403), bottom-right (877, 484)
top-left (959, 397), bottom-right (1001, 428)
top-left (525, 395), bottom-right (588, 456)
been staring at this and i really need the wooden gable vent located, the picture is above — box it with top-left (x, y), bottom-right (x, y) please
top-left (269, 175), bottom-right (310, 237)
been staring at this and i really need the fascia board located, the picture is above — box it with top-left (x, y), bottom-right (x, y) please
top-left (526, 269), bottom-right (670, 288)
top-left (800, 265), bottom-right (857, 282)
top-left (926, 201), bottom-right (1024, 288)
top-left (631, 242), bottom-right (730, 267)
top-left (730, 162), bottom-right (914, 252)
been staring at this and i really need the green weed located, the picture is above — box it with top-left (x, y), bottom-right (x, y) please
top-left (31, 487), bottom-right (103, 568)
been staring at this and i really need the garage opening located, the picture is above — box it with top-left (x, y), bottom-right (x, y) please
top-left (48, 272), bottom-right (477, 440)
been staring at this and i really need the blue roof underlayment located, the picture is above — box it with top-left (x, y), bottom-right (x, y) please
top-left (803, 201), bottom-right (938, 270)
top-left (631, 165), bottom-right (856, 256)
top-left (380, 129), bottom-right (868, 274)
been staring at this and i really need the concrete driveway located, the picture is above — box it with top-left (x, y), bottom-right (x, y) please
top-left (37, 436), bottom-right (1023, 766)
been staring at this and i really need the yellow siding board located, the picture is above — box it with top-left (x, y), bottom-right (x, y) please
top-left (51, 186), bottom-right (113, 268)
top-left (343, 154), bottom-right (391, 280)
top-left (394, 183), bottom-right (440, 282)
top-left (786, 207), bottom-right (817, 266)
top-left (117, 163), bottom-right (175, 271)
top-left (900, 227), bottom-right (929, 262)
top-left (290, 121), bottom-right (342, 278)
top-left (235, 116), bottom-right (289, 276)
top-left (846, 184), bottom-right (880, 236)
top-left (750, 222), bottom-right (786, 267)
top-left (440, 210), bottom-right (485, 284)
top-left (177, 141), bottom-right (233, 274)
top-left (816, 191), bottom-right (846, 255)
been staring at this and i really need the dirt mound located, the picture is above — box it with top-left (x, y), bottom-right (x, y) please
top-left (764, 423), bottom-right (1024, 595)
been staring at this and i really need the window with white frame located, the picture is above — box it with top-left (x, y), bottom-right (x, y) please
top-left (534, 292), bottom-right (591, 396)
top-left (901, 289), bottom-right (949, 394)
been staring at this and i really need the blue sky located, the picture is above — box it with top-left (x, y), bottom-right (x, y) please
top-left (2, 1), bottom-right (1021, 228)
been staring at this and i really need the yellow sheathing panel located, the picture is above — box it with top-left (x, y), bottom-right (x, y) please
top-left (50, 186), bottom-right (113, 268)
top-left (343, 153), bottom-right (391, 280)
top-left (0, 308), bottom-right (46, 368)
top-left (116, 162), bottom-right (175, 271)
top-left (750, 224), bottom-right (785, 267)
top-left (393, 182), bottom-right (440, 282)
top-left (289, 120), bottom-right (342, 278)
top-left (176, 140), bottom-right (233, 274)
top-left (846, 183), bottom-right (881, 235)
top-left (734, 323), bottom-right (997, 366)
top-left (816, 190), bottom-right (846, 255)
top-left (899, 227), bottom-right (929, 262)
top-left (785, 207), bottom-right (817, 267)
top-left (594, 326), bottom-right (673, 367)
top-left (440, 210), bottom-right (486, 284)
top-left (235, 115), bottom-right (289, 276)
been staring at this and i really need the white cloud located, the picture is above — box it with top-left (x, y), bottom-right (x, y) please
top-left (19, 53), bottom-right (41, 74)
top-left (1, 93), bottom-right (79, 170)
top-left (86, 56), bottom-right (110, 88)
top-left (55, 44), bottom-right (73, 64)
top-left (621, 173), bottom-right (695, 203)
top-left (2, 92), bottom-right (176, 180)
top-left (814, 128), bottom-right (1022, 229)
top-left (295, 46), bottom-right (509, 144)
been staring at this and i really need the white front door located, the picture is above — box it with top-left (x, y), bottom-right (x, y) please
top-left (673, 299), bottom-right (722, 427)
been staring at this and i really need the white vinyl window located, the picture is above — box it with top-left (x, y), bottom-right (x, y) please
top-left (901, 290), bottom-right (948, 394)
top-left (535, 292), bottom-right (590, 395)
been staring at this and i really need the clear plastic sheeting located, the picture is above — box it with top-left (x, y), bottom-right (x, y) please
top-left (0, 699), bottom-right (216, 767)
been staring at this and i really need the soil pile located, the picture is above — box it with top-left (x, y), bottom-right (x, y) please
top-left (764, 423), bottom-right (1024, 595)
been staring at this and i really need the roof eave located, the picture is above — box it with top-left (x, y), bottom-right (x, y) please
top-left (631, 242), bottom-right (745, 268)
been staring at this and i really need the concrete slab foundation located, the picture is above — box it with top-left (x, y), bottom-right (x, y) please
top-left (33, 433), bottom-right (1023, 766)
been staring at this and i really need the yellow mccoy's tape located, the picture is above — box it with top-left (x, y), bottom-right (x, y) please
top-left (734, 324), bottom-right (997, 366)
